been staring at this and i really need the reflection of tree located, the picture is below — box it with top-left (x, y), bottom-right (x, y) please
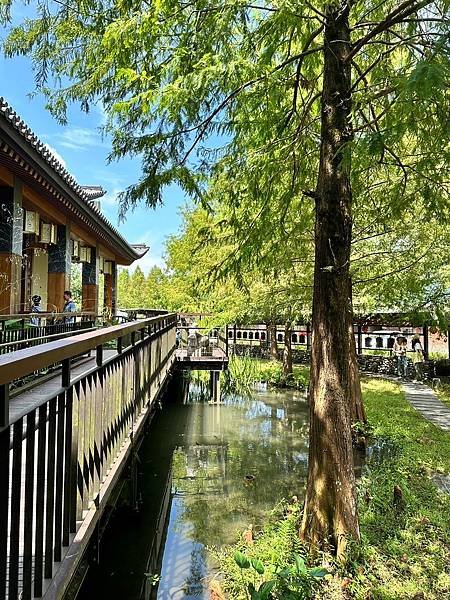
top-left (172, 389), bottom-right (309, 547)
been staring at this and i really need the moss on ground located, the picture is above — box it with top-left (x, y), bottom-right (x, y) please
top-left (214, 378), bottom-right (450, 600)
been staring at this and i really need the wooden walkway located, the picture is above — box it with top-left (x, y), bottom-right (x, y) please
top-left (175, 347), bottom-right (228, 371)
top-left (6, 350), bottom-right (118, 599)
top-left (0, 314), bottom-right (179, 600)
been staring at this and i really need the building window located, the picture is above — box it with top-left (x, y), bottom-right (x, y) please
top-left (261, 332), bottom-right (266, 341)
top-left (237, 331), bottom-right (242, 339)
top-left (228, 330), bottom-right (233, 338)
top-left (255, 331), bottom-right (259, 340)
top-left (249, 331), bottom-right (253, 340)
top-left (299, 334), bottom-right (306, 344)
top-left (292, 333), bottom-right (298, 343)
top-left (243, 331), bottom-right (248, 339)
top-left (387, 337), bottom-right (395, 348)
top-left (277, 333), bottom-right (283, 342)
top-left (376, 336), bottom-right (383, 348)
top-left (365, 337), bottom-right (372, 348)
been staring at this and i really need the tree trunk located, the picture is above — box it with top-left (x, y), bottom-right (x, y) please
top-left (268, 322), bottom-right (278, 361)
top-left (300, 3), bottom-right (359, 557)
top-left (283, 321), bottom-right (293, 376)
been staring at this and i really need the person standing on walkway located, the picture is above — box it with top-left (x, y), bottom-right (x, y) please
top-left (63, 290), bottom-right (77, 324)
top-left (30, 294), bottom-right (43, 326)
top-left (412, 334), bottom-right (425, 381)
top-left (394, 335), bottom-right (408, 377)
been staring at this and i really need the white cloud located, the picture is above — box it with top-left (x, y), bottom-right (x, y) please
top-left (44, 144), bottom-right (67, 169)
top-left (56, 127), bottom-right (106, 151)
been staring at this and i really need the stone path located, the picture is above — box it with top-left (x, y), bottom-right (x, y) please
top-left (400, 379), bottom-right (450, 431)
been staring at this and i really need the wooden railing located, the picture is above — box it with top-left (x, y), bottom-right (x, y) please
top-left (0, 313), bottom-right (177, 600)
top-left (178, 326), bottom-right (228, 357)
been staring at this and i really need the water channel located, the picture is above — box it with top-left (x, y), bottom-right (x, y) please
top-left (77, 376), bottom-right (310, 599)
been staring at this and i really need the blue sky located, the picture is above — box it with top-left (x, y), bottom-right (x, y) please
top-left (0, 53), bottom-right (186, 273)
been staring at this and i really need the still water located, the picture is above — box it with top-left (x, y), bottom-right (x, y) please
top-left (77, 378), bottom-right (310, 599)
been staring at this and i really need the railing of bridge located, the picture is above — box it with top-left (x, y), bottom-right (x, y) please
top-left (0, 312), bottom-right (177, 600)
top-left (177, 326), bottom-right (228, 357)
top-left (0, 313), bottom-right (98, 355)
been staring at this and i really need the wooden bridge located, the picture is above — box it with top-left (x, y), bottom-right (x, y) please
top-left (0, 314), bottom-right (228, 600)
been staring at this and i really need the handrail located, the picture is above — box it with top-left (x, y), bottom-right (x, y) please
top-left (0, 313), bottom-right (177, 386)
top-left (0, 311), bottom-right (96, 321)
top-left (0, 326), bottom-right (99, 351)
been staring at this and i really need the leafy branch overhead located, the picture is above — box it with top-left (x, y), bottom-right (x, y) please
top-left (0, 1), bottom-right (448, 226)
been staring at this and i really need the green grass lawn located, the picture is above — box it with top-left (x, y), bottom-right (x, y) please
top-left (214, 378), bottom-right (450, 600)
top-left (434, 382), bottom-right (450, 409)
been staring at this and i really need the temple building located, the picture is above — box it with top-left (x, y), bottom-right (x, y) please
top-left (0, 97), bottom-right (146, 315)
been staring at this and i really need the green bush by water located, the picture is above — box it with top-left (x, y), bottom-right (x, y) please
top-left (225, 355), bottom-right (309, 391)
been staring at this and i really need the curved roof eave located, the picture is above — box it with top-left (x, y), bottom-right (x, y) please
top-left (0, 97), bottom-right (141, 263)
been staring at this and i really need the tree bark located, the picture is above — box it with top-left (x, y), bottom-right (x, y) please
top-left (268, 322), bottom-right (278, 361)
top-left (300, 3), bottom-right (359, 557)
top-left (283, 321), bottom-right (293, 376)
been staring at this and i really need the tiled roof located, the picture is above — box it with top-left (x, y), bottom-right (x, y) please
top-left (81, 185), bottom-right (106, 200)
top-left (0, 97), bottom-right (140, 260)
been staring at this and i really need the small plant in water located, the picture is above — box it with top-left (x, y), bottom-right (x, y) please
top-left (233, 551), bottom-right (328, 599)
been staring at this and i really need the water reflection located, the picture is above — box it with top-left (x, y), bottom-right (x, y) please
top-left (77, 378), bottom-right (309, 600)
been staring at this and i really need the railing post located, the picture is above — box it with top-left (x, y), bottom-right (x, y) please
top-left (131, 331), bottom-right (136, 346)
top-left (0, 384), bottom-right (8, 430)
top-left (118, 336), bottom-right (123, 354)
top-left (423, 323), bottom-right (429, 359)
top-left (62, 359), bottom-right (71, 388)
top-left (96, 344), bottom-right (103, 367)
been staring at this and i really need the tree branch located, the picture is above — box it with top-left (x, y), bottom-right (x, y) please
top-left (346, 0), bottom-right (434, 62)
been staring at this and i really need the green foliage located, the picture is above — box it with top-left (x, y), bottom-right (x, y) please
top-left (2, 1), bottom-right (447, 323)
top-left (117, 265), bottom-right (168, 309)
top-left (224, 356), bottom-right (309, 391)
top-left (215, 502), bottom-right (328, 600)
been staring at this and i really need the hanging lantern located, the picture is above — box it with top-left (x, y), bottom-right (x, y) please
top-left (72, 240), bottom-right (80, 258)
top-left (40, 222), bottom-right (57, 244)
top-left (24, 210), bottom-right (40, 234)
top-left (80, 247), bottom-right (92, 263)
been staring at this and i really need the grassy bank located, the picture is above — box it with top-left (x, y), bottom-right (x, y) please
top-left (224, 355), bottom-right (309, 391)
top-left (434, 381), bottom-right (450, 409)
top-left (214, 378), bottom-right (450, 599)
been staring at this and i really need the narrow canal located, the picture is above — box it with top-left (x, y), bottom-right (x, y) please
top-left (77, 375), bottom-right (310, 599)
